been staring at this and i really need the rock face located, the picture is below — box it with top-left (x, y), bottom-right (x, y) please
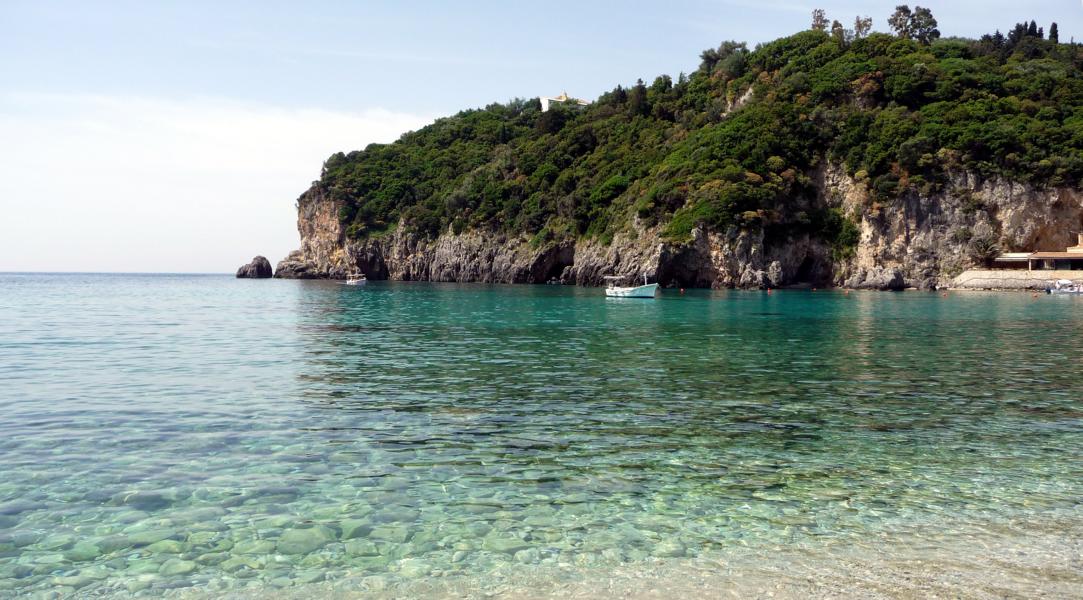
top-left (844, 267), bottom-right (905, 291)
top-left (275, 167), bottom-right (1083, 289)
top-left (236, 256), bottom-right (272, 279)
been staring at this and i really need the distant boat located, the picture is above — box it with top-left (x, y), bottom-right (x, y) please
top-left (1047, 278), bottom-right (1082, 294)
top-left (604, 274), bottom-right (659, 298)
top-left (344, 273), bottom-right (367, 286)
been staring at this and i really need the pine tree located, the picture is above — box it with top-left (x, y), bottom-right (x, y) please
top-left (1027, 20), bottom-right (1038, 37)
top-left (627, 79), bottom-right (649, 118)
top-left (1050, 22), bottom-right (1059, 44)
top-left (1008, 22), bottom-right (1026, 45)
top-left (811, 9), bottom-right (828, 32)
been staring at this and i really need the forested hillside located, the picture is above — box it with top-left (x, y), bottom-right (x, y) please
top-left (309, 7), bottom-right (1083, 268)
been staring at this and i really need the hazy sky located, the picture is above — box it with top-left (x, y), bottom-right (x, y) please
top-left (2, 1), bottom-right (1081, 272)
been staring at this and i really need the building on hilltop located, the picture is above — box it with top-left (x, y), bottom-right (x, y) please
top-left (540, 91), bottom-right (589, 112)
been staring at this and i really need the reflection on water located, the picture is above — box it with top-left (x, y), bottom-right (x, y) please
top-left (0, 275), bottom-right (1081, 597)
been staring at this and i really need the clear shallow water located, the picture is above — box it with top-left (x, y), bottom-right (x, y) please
top-left (1, 274), bottom-right (1081, 598)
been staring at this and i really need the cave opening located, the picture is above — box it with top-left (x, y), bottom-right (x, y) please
top-left (795, 255), bottom-right (816, 283)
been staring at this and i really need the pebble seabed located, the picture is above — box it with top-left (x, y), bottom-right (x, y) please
top-left (146, 524), bottom-right (1079, 600)
top-left (174, 517), bottom-right (1083, 599)
top-left (3, 502), bottom-right (1080, 599)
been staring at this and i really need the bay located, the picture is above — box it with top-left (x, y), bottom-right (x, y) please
top-left (0, 273), bottom-right (1081, 597)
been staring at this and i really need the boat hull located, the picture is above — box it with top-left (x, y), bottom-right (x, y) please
top-left (605, 283), bottom-right (659, 298)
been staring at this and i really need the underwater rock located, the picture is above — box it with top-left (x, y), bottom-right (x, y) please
top-left (276, 526), bottom-right (335, 555)
top-left (344, 539), bottom-right (380, 557)
top-left (158, 558), bottom-right (197, 576)
top-left (369, 525), bottom-right (411, 544)
top-left (63, 542), bottom-right (101, 562)
top-left (128, 529), bottom-right (176, 547)
top-left (652, 539), bottom-right (686, 557)
top-left (111, 491), bottom-right (173, 511)
top-left (340, 519), bottom-right (371, 541)
top-left (397, 558), bottom-right (432, 578)
top-left (514, 548), bottom-right (541, 564)
top-left (145, 539), bottom-right (185, 554)
top-left (95, 535), bottom-right (131, 553)
top-left (481, 536), bottom-right (530, 554)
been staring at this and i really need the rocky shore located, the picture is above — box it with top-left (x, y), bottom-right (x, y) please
top-left (236, 256), bottom-right (272, 279)
top-left (274, 166), bottom-right (1083, 290)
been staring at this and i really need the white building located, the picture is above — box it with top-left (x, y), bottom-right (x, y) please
top-left (540, 91), bottom-right (589, 112)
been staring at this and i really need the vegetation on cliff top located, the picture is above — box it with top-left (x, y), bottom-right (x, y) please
top-left (316, 7), bottom-right (1083, 247)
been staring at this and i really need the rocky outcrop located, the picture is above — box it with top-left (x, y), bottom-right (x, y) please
top-left (844, 267), bottom-right (905, 290)
top-left (273, 188), bottom-right (352, 279)
top-left (275, 166), bottom-right (1083, 289)
top-left (236, 256), bottom-right (272, 279)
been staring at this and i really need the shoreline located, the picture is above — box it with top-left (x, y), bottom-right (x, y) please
top-left (11, 271), bottom-right (1082, 294)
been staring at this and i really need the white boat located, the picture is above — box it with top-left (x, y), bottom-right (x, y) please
top-left (604, 274), bottom-right (659, 298)
top-left (1048, 278), bottom-right (1083, 294)
top-left (344, 273), bottom-right (367, 286)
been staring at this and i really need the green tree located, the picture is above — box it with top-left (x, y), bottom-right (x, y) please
top-left (811, 9), bottom-right (828, 32)
top-left (888, 5), bottom-right (939, 44)
top-left (831, 20), bottom-right (847, 44)
top-left (627, 79), bottom-right (649, 117)
top-left (887, 5), bottom-right (912, 38)
top-left (1049, 22), bottom-right (1059, 44)
top-left (909, 6), bottom-right (940, 44)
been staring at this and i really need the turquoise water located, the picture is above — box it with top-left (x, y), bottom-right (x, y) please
top-left (1, 274), bottom-right (1081, 597)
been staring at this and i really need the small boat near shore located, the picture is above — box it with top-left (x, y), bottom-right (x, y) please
top-left (344, 273), bottom-right (367, 286)
top-left (1047, 278), bottom-right (1083, 294)
top-left (604, 274), bottom-right (659, 298)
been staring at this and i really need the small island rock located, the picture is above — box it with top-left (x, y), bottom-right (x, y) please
top-left (236, 256), bottom-right (273, 279)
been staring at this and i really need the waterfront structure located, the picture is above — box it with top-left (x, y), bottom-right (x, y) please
top-left (993, 233), bottom-right (1083, 270)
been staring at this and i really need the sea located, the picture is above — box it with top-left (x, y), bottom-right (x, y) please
top-left (1, 273), bottom-right (1081, 598)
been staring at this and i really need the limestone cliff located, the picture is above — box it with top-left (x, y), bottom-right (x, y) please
top-left (824, 166), bottom-right (1083, 289)
top-left (275, 167), bottom-right (1083, 289)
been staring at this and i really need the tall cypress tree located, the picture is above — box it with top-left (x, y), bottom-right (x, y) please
top-left (1050, 22), bottom-right (1059, 44)
top-left (627, 79), bottom-right (649, 118)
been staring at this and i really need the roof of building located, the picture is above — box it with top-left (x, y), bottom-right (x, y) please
top-left (1029, 252), bottom-right (1083, 259)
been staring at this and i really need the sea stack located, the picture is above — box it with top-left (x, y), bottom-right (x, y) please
top-left (236, 256), bottom-right (273, 278)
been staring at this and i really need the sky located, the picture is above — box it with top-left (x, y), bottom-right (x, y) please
top-left (2, 1), bottom-right (1082, 272)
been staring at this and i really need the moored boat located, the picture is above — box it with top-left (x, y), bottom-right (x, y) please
top-left (604, 274), bottom-right (659, 298)
top-left (345, 273), bottom-right (367, 286)
top-left (1047, 278), bottom-right (1082, 294)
